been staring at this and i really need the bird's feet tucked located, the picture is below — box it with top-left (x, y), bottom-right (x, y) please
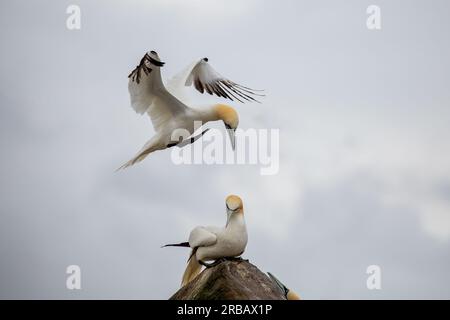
top-left (226, 256), bottom-right (249, 263)
top-left (199, 256), bottom-right (248, 268)
top-left (199, 258), bottom-right (227, 268)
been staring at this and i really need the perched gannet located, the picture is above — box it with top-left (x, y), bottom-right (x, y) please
top-left (267, 272), bottom-right (301, 300)
top-left (163, 195), bottom-right (248, 287)
top-left (118, 51), bottom-right (262, 169)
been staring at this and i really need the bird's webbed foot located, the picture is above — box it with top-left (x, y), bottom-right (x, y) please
top-left (167, 128), bottom-right (210, 148)
top-left (225, 256), bottom-right (249, 263)
top-left (199, 257), bottom-right (248, 268)
top-left (199, 258), bottom-right (227, 268)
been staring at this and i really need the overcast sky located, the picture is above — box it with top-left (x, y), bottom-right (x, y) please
top-left (1, 0), bottom-right (449, 299)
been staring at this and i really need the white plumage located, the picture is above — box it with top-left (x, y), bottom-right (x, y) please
top-left (118, 50), bottom-right (261, 170)
top-left (163, 195), bottom-right (248, 287)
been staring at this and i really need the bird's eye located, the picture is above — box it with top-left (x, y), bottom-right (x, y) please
top-left (151, 50), bottom-right (157, 55)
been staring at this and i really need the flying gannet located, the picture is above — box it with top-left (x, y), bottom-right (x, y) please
top-left (163, 195), bottom-right (248, 287)
top-left (118, 51), bottom-right (262, 169)
top-left (267, 272), bottom-right (301, 300)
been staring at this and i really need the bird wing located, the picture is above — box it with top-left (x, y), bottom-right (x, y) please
top-left (166, 60), bottom-right (198, 104)
top-left (145, 95), bottom-right (186, 132)
top-left (128, 54), bottom-right (186, 132)
top-left (188, 226), bottom-right (218, 248)
top-left (184, 58), bottom-right (264, 103)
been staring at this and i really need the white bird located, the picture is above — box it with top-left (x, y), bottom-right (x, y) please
top-left (118, 50), bottom-right (262, 169)
top-left (163, 195), bottom-right (248, 287)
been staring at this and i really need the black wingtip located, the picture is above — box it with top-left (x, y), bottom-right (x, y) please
top-left (145, 53), bottom-right (165, 67)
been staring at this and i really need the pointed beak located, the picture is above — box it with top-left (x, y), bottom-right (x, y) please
top-left (268, 272), bottom-right (289, 296)
top-left (226, 205), bottom-right (232, 226)
top-left (227, 128), bottom-right (236, 151)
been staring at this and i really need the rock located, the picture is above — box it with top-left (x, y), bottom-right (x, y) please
top-left (169, 260), bottom-right (287, 300)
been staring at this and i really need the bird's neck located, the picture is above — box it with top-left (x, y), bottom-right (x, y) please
top-left (192, 106), bottom-right (220, 123)
top-left (226, 212), bottom-right (245, 230)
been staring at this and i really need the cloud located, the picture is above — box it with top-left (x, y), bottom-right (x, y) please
top-left (117, 0), bottom-right (254, 20)
top-left (1, 0), bottom-right (450, 299)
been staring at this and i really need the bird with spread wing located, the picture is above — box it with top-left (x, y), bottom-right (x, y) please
top-left (118, 50), bottom-right (263, 170)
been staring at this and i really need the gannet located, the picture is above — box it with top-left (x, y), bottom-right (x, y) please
top-left (163, 195), bottom-right (248, 287)
top-left (267, 272), bottom-right (301, 300)
top-left (118, 51), bottom-right (262, 169)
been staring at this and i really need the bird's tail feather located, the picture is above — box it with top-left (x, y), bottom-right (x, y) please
top-left (181, 248), bottom-right (202, 287)
top-left (116, 143), bottom-right (158, 171)
top-left (161, 242), bottom-right (190, 248)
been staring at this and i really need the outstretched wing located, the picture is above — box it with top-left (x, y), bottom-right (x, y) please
top-left (165, 60), bottom-right (198, 104)
top-left (128, 52), bottom-right (186, 132)
top-left (188, 226), bottom-right (218, 248)
top-left (184, 58), bottom-right (264, 103)
top-left (128, 54), bottom-right (160, 114)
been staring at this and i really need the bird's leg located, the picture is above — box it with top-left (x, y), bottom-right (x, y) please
top-left (166, 141), bottom-right (180, 148)
top-left (166, 135), bottom-right (185, 148)
top-left (170, 128), bottom-right (210, 148)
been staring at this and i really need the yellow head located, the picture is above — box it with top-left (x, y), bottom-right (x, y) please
top-left (267, 272), bottom-right (300, 300)
top-left (226, 195), bottom-right (244, 217)
top-left (287, 290), bottom-right (301, 300)
top-left (214, 104), bottom-right (239, 129)
top-left (214, 104), bottom-right (239, 150)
